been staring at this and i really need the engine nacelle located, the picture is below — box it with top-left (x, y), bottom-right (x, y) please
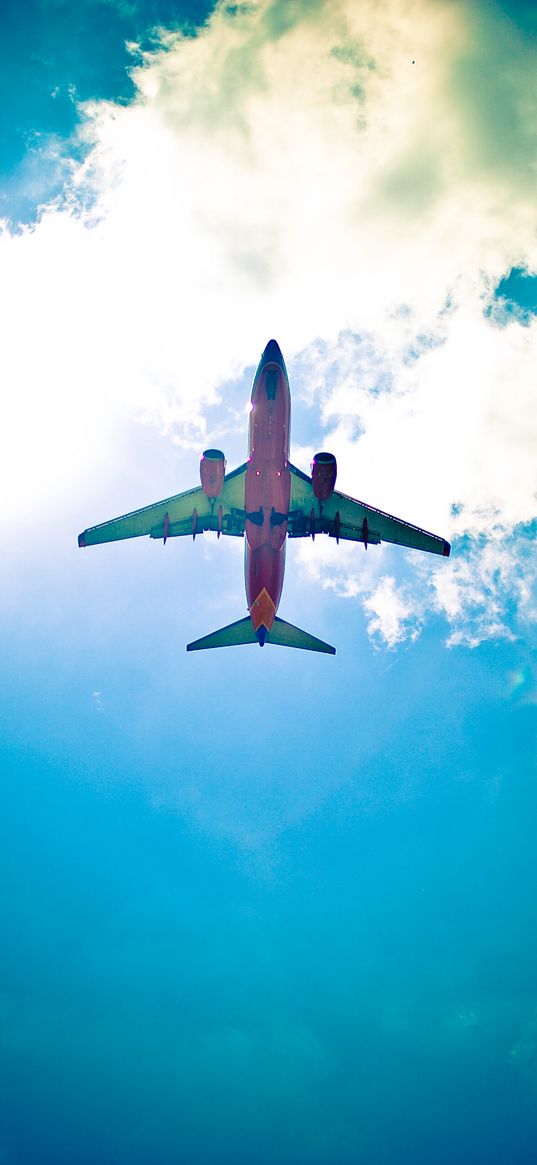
top-left (200, 449), bottom-right (226, 498)
top-left (311, 452), bottom-right (337, 501)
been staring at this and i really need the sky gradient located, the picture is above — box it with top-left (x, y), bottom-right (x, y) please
top-left (1, 2), bottom-right (537, 1163)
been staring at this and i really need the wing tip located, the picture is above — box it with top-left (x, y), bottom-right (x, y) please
top-left (442, 540), bottom-right (451, 557)
top-left (78, 532), bottom-right (86, 548)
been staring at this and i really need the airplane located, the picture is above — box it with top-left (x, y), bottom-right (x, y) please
top-left (78, 339), bottom-right (450, 654)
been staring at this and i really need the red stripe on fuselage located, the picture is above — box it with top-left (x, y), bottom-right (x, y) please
top-left (245, 344), bottom-right (291, 630)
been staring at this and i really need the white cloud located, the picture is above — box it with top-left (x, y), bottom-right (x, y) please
top-left (432, 530), bottom-right (537, 647)
top-left (363, 576), bottom-right (419, 648)
top-left (1, 0), bottom-right (536, 645)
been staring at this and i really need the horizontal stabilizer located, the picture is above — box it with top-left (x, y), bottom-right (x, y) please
top-left (186, 615), bottom-right (335, 654)
top-left (266, 617), bottom-right (335, 654)
top-left (187, 617), bottom-right (257, 651)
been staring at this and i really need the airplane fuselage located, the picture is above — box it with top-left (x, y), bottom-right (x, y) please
top-left (244, 340), bottom-right (291, 643)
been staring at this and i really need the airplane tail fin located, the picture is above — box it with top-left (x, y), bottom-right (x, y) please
top-left (186, 615), bottom-right (335, 654)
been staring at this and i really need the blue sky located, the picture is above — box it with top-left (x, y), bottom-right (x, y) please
top-left (1, 2), bottom-right (537, 1163)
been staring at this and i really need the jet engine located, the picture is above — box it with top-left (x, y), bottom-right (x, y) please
top-left (200, 449), bottom-right (226, 498)
top-left (311, 452), bottom-right (337, 501)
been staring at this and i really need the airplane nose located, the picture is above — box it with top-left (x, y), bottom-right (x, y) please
top-left (263, 338), bottom-right (281, 359)
top-left (262, 339), bottom-right (285, 368)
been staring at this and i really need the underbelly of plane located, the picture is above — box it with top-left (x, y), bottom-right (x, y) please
top-left (246, 542), bottom-right (286, 628)
top-left (244, 358), bottom-right (291, 629)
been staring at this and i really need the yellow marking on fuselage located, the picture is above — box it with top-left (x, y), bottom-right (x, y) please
top-left (250, 587), bottom-right (276, 631)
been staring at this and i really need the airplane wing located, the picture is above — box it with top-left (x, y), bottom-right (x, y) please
top-left (288, 464), bottom-right (450, 557)
top-left (78, 463), bottom-right (248, 547)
